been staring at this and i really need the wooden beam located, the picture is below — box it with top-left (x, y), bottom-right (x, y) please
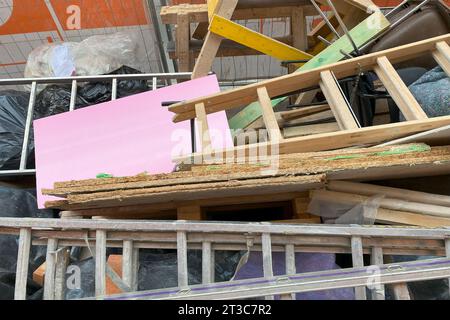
top-left (433, 41), bottom-right (450, 78)
top-left (351, 236), bottom-right (367, 300)
top-left (95, 229), bottom-right (107, 297)
top-left (370, 247), bottom-right (385, 300)
top-left (280, 104), bottom-right (330, 121)
top-left (374, 56), bottom-right (428, 121)
top-left (43, 238), bottom-right (58, 300)
top-left (209, 15), bottom-right (312, 64)
top-left (257, 87), bottom-right (283, 142)
top-left (319, 70), bottom-right (359, 130)
top-left (195, 103), bottom-right (212, 151)
top-left (191, 0), bottom-right (239, 79)
top-left (177, 231), bottom-right (189, 288)
top-left (177, 205), bottom-right (203, 220)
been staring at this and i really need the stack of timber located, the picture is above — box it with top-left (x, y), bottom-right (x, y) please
top-left (308, 181), bottom-right (450, 228)
top-left (42, 144), bottom-right (450, 217)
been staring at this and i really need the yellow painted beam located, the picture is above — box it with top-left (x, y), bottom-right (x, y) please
top-left (207, 0), bottom-right (220, 20)
top-left (209, 14), bottom-right (313, 64)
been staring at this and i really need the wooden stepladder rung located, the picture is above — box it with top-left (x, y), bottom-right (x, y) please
top-left (374, 56), bottom-right (428, 121)
top-left (43, 238), bottom-right (59, 300)
top-left (95, 229), bottom-right (107, 297)
top-left (14, 228), bottom-right (32, 300)
top-left (351, 236), bottom-right (367, 300)
top-left (433, 41), bottom-right (450, 78)
top-left (177, 231), bottom-right (189, 288)
top-left (319, 70), bottom-right (360, 130)
top-left (281, 244), bottom-right (296, 300)
top-left (261, 233), bottom-right (274, 300)
top-left (370, 247), bottom-right (386, 300)
top-left (257, 87), bottom-right (283, 142)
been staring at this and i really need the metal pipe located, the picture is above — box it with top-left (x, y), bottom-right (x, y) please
top-left (310, 0), bottom-right (341, 39)
top-left (111, 78), bottom-right (118, 100)
top-left (325, 0), bottom-right (360, 55)
top-left (69, 80), bottom-right (77, 111)
top-left (19, 82), bottom-right (37, 170)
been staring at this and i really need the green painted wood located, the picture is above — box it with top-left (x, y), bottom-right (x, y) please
top-left (228, 11), bottom-right (390, 131)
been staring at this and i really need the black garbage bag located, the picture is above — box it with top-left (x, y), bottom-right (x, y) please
top-left (34, 66), bottom-right (149, 118)
top-left (0, 90), bottom-right (35, 170)
top-left (0, 186), bottom-right (55, 300)
top-left (64, 250), bottom-right (243, 299)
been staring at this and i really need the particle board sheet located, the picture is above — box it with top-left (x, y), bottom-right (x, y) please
top-left (43, 144), bottom-right (450, 210)
top-left (34, 75), bottom-right (233, 209)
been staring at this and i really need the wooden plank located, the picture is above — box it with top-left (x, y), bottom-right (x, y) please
top-left (262, 233), bottom-right (274, 300)
top-left (319, 70), bottom-right (358, 130)
top-left (328, 181), bottom-right (450, 208)
top-left (257, 87), bottom-right (283, 142)
top-left (43, 238), bottom-right (58, 300)
top-left (226, 10), bottom-right (390, 130)
top-left (14, 228), bottom-right (32, 300)
top-left (374, 56), bottom-right (428, 121)
top-left (291, 7), bottom-right (307, 52)
top-left (179, 115), bottom-right (450, 163)
top-left (370, 247), bottom-right (385, 300)
top-left (176, 13), bottom-right (190, 72)
top-left (202, 242), bottom-right (213, 284)
top-left (379, 124), bottom-right (450, 147)
top-left (351, 236), bottom-right (367, 300)
top-left (195, 102), bottom-right (212, 151)
top-left (284, 122), bottom-right (339, 138)
top-left (433, 41), bottom-right (450, 78)
top-left (209, 14), bottom-right (312, 63)
top-left (391, 283), bottom-right (411, 300)
top-left (280, 104), bottom-right (329, 121)
top-left (177, 205), bottom-right (203, 220)
top-left (207, 0), bottom-right (220, 20)
top-left (177, 231), bottom-right (189, 288)
top-left (95, 229), bottom-right (107, 296)
top-left (376, 208), bottom-right (450, 228)
top-left (191, 0), bottom-right (239, 79)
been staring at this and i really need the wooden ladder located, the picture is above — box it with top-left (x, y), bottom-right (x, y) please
top-left (169, 34), bottom-right (450, 160)
top-left (5, 218), bottom-right (450, 300)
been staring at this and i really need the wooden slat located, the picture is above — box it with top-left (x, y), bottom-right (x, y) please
top-left (351, 236), bottom-right (367, 300)
top-left (446, 239), bottom-right (450, 298)
top-left (177, 231), bottom-right (189, 288)
top-left (433, 41), bottom-right (450, 78)
top-left (319, 70), bottom-right (359, 130)
top-left (176, 13), bottom-right (190, 72)
top-left (122, 240), bottom-right (138, 291)
top-left (262, 233), bottom-right (274, 300)
top-left (191, 0), bottom-right (239, 79)
top-left (370, 247), bottom-right (385, 300)
top-left (374, 56), bottom-right (428, 121)
top-left (54, 247), bottom-right (70, 300)
top-left (43, 238), bottom-right (58, 300)
top-left (95, 230), bottom-right (107, 296)
top-left (14, 228), bottom-right (32, 300)
top-left (282, 244), bottom-right (296, 300)
top-left (392, 283), bottom-right (411, 300)
top-left (195, 102), bottom-right (212, 152)
top-left (202, 241), bottom-right (213, 284)
top-left (257, 87), bottom-right (283, 142)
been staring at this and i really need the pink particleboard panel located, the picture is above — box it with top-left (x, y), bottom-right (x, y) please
top-left (34, 75), bottom-right (232, 208)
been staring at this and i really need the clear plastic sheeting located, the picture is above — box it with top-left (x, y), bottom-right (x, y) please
top-left (24, 32), bottom-right (145, 84)
top-left (307, 193), bottom-right (383, 225)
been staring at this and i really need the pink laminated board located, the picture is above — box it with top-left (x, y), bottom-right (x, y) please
top-left (34, 75), bottom-right (232, 208)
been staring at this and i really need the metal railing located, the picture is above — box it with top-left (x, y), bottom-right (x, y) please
top-left (0, 72), bottom-right (192, 177)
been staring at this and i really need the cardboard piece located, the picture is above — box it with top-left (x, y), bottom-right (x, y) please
top-left (34, 75), bottom-right (232, 208)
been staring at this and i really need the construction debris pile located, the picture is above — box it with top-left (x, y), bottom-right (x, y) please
top-left (0, 0), bottom-right (449, 301)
